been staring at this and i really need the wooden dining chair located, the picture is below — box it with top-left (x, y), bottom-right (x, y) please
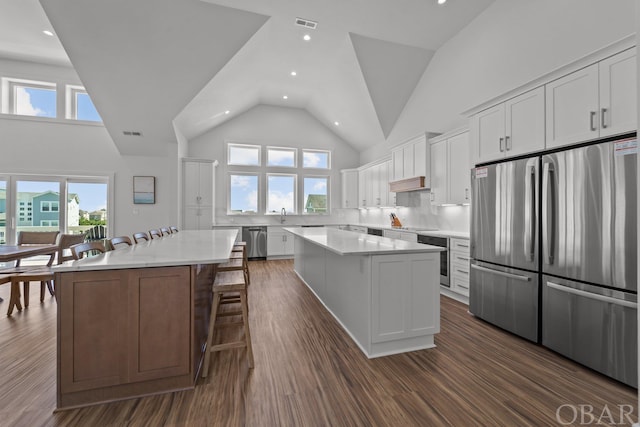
top-left (108, 236), bottom-right (133, 250)
top-left (170, 226), bottom-right (179, 233)
top-left (57, 233), bottom-right (86, 264)
top-left (70, 242), bottom-right (106, 260)
top-left (15, 231), bottom-right (60, 267)
top-left (149, 229), bottom-right (163, 239)
top-left (160, 227), bottom-right (172, 236)
top-left (133, 232), bottom-right (149, 243)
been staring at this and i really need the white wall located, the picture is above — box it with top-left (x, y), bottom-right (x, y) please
top-left (188, 104), bottom-right (360, 225)
top-left (362, 0), bottom-right (637, 163)
top-left (0, 59), bottom-right (180, 238)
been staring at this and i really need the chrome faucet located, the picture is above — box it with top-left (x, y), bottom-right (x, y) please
top-left (280, 207), bottom-right (287, 224)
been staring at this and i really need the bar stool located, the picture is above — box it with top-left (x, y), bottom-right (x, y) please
top-left (230, 243), bottom-right (250, 285)
top-left (201, 270), bottom-right (254, 377)
top-left (133, 232), bottom-right (150, 243)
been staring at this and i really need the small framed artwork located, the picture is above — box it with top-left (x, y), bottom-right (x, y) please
top-left (133, 176), bottom-right (155, 204)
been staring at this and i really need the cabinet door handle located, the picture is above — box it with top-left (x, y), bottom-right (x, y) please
top-left (601, 108), bottom-right (608, 129)
top-left (590, 111), bottom-right (597, 131)
top-left (505, 135), bottom-right (511, 151)
top-left (499, 137), bottom-right (505, 152)
top-left (464, 188), bottom-right (469, 200)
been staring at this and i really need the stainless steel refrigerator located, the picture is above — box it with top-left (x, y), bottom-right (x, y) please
top-left (470, 135), bottom-right (637, 388)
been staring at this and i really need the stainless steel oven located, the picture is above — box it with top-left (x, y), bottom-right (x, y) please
top-left (417, 235), bottom-right (449, 286)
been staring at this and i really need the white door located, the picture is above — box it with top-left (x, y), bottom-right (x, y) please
top-left (505, 87), bottom-right (545, 157)
top-left (448, 132), bottom-right (471, 204)
top-left (545, 63), bottom-right (599, 149)
top-left (599, 48), bottom-right (637, 138)
top-left (474, 103), bottom-right (505, 163)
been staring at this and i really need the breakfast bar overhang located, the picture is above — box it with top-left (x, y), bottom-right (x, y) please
top-left (284, 227), bottom-right (444, 358)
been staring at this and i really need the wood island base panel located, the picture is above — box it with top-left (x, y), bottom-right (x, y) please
top-left (55, 264), bottom-right (215, 410)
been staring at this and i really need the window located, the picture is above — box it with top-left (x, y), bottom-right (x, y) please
top-left (40, 220), bottom-right (59, 227)
top-left (267, 147), bottom-right (296, 167)
top-left (228, 144), bottom-right (261, 166)
top-left (41, 201), bottom-right (59, 212)
top-left (66, 85), bottom-right (101, 122)
top-left (267, 174), bottom-right (296, 214)
top-left (303, 176), bottom-right (329, 214)
top-left (229, 174), bottom-right (258, 214)
top-left (2, 78), bottom-right (56, 118)
top-left (302, 150), bottom-right (330, 169)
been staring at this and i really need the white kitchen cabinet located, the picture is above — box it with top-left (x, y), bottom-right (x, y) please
top-left (449, 238), bottom-right (470, 297)
top-left (267, 227), bottom-right (294, 258)
top-left (358, 159), bottom-right (392, 208)
top-left (182, 159), bottom-right (215, 230)
top-left (358, 168), bottom-right (368, 208)
top-left (391, 134), bottom-right (430, 186)
top-left (383, 229), bottom-right (417, 242)
top-left (429, 129), bottom-right (470, 205)
top-left (429, 139), bottom-right (447, 205)
top-left (473, 87), bottom-right (545, 164)
top-left (546, 48), bottom-right (636, 149)
top-left (341, 169), bottom-right (358, 209)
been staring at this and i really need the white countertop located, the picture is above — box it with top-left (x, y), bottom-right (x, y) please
top-left (284, 227), bottom-right (444, 256)
top-left (415, 230), bottom-right (470, 240)
top-left (53, 230), bottom-right (238, 272)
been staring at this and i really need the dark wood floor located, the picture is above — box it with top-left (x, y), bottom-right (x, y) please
top-left (0, 259), bottom-right (636, 426)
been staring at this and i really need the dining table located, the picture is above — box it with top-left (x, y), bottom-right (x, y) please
top-left (0, 244), bottom-right (59, 304)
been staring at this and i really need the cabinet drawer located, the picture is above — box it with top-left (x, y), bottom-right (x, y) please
top-left (450, 238), bottom-right (470, 254)
top-left (452, 275), bottom-right (470, 297)
top-left (452, 263), bottom-right (471, 280)
top-left (450, 251), bottom-right (471, 266)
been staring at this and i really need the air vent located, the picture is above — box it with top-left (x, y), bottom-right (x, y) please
top-left (123, 131), bottom-right (143, 137)
top-left (295, 17), bottom-right (317, 29)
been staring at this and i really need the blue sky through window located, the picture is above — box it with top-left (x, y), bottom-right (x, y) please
top-left (267, 175), bottom-right (295, 213)
top-left (77, 92), bottom-right (102, 121)
top-left (230, 175), bottom-right (258, 213)
top-left (16, 86), bottom-right (56, 117)
top-left (303, 151), bottom-right (329, 168)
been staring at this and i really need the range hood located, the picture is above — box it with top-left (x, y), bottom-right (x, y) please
top-left (389, 176), bottom-right (430, 192)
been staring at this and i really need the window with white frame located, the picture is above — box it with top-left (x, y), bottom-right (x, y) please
top-left (41, 201), bottom-right (59, 212)
top-left (228, 174), bottom-right (258, 214)
top-left (267, 147), bottom-right (296, 167)
top-left (2, 78), bottom-right (56, 118)
top-left (40, 220), bottom-right (59, 227)
top-left (302, 149), bottom-right (330, 169)
top-left (303, 176), bottom-right (329, 214)
top-left (267, 174), bottom-right (296, 214)
top-left (228, 143), bottom-right (261, 166)
top-left (66, 85), bottom-right (101, 122)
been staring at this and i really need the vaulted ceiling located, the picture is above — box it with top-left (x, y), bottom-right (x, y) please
top-left (1, 0), bottom-right (495, 155)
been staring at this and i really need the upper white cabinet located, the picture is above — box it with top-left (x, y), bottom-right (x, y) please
top-left (358, 159), bottom-right (392, 208)
top-left (391, 134), bottom-right (430, 186)
top-left (182, 159), bottom-right (215, 230)
top-left (473, 87), bottom-right (545, 164)
top-left (546, 48), bottom-right (636, 149)
top-left (429, 129), bottom-right (471, 205)
top-left (340, 169), bottom-right (358, 209)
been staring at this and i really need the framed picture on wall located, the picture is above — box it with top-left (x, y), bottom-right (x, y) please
top-left (133, 176), bottom-right (155, 204)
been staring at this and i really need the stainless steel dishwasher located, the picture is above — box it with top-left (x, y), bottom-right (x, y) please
top-left (242, 226), bottom-right (267, 260)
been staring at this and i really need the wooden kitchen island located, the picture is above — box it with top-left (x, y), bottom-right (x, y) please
top-left (284, 227), bottom-right (444, 358)
top-left (52, 230), bottom-right (237, 410)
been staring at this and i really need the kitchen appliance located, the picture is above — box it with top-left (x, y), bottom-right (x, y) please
top-left (242, 226), bottom-right (267, 260)
top-left (470, 134), bottom-right (637, 387)
top-left (417, 234), bottom-right (449, 286)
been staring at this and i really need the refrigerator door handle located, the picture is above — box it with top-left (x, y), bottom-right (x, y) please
top-left (524, 163), bottom-right (536, 261)
top-left (471, 264), bottom-right (531, 282)
top-left (546, 281), bottom-right (637, 309)
top-left (542, 162), bottom-right (555, 265)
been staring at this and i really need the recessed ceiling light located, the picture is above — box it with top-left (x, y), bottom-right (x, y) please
top-left (290, 71), bottom-right (297, 76)
top-left (283, 95), bottom-right (288, 100)
top-left (437, 0), bottom-right (447, 4)
top-left (303, 34), bottom-right (311, 41)
top-left (334, 121), bottom-right (340, 126)
top-left (224, 110), bottom-right (230, 115)
top-left (43, 30), bottom-right (54, 36)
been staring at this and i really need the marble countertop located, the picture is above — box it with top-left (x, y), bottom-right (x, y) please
top-left (53, 230), bottom-right (238, 272)
top-left (284, 227), bottom-right (444, 256)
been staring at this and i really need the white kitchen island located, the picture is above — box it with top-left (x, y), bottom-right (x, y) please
top-left (284, 227), bottom-right (444, 358)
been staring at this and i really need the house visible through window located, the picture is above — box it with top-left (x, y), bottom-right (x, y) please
top-left (303, 176), bottom-right (329, 214)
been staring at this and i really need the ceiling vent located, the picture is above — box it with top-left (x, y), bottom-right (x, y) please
top-left (123, 131), bottom-right (143, 136)
top-left (295, 17), bottom-right (317, 29)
